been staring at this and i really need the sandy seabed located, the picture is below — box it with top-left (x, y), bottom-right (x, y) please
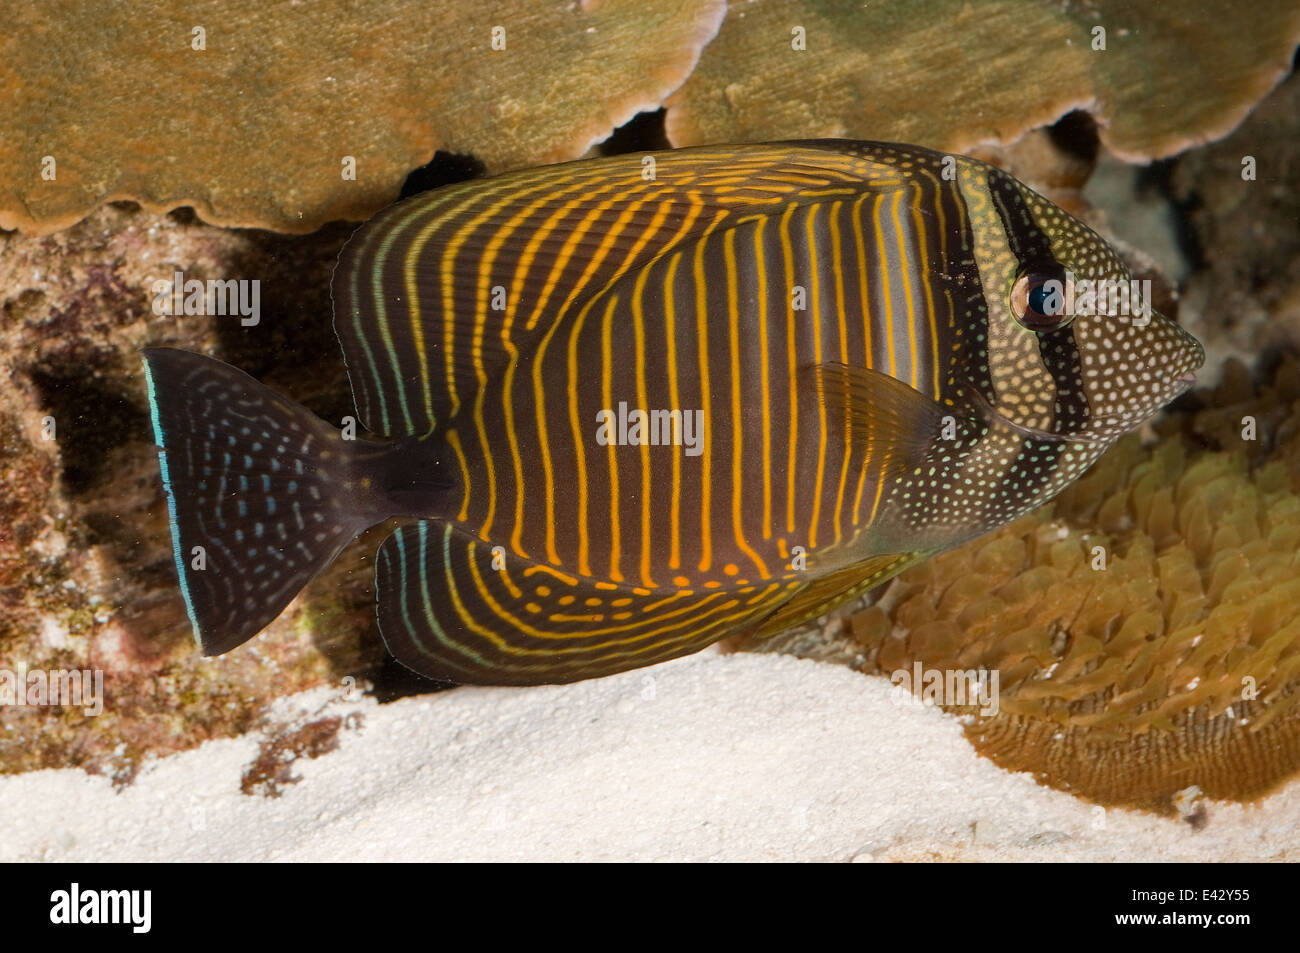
top-left (1, 650), bottom-right (1296, 862)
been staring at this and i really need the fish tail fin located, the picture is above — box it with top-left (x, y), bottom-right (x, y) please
top-left (141, 347), bottom-right (388, 654)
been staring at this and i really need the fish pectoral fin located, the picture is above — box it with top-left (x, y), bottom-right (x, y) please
top-left (803, 363), bottom-right (949, 482)
top-left (375, 521), bottom-right (797, 686)
top-left (749, 553), bottom-right (923, 639)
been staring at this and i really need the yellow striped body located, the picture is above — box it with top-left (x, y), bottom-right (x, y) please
top-left (339, 145), bottom-right (966, 570)
top-left (325, 141), bottom-right (1202, 684)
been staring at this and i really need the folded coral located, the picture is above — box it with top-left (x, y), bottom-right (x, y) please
top-left (843, 359), bottom-right (1300, 811)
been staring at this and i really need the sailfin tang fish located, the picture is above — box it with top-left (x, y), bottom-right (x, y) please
top-left (143, 141), bottom-right (1203, 685)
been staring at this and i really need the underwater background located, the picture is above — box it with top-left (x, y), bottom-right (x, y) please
top-left (1, 0), bottom-right (1299, 854)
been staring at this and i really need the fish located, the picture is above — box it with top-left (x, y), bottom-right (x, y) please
top-left (141, 140), bottom-right (1204, 686)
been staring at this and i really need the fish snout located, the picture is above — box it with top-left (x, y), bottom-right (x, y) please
top-left (1172, 321), bottom-right (1205, 391)
top-left (1147, 310), bottom-right (1204, 397)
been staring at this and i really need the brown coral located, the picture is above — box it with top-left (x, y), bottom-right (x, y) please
top-left (833, 359), bottom-right (1300, 812)
top-left (0, 0), bottom-right (725, 235)
top-left (666, 0), bottom-right (1300, 163)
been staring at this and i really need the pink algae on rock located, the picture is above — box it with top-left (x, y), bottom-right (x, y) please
top-left (0, 204), bottom-right (379, 782)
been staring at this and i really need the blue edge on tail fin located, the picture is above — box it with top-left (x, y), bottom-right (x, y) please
top-left (142, 355), bottom-right (203, 646)
top-left (140, 347), bottom-right (384, 655)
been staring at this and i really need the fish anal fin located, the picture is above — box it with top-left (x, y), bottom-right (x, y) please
top-left (750, 553), bottom-right (923, 639)
top-left (375, 521), bottom-right (795, 686)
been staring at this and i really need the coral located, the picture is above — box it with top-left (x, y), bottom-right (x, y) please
top-left (666, 0), bottom-right (1300, 163)
top-left (755, 358), bottom-right (1300, 813)
top-left (0, 0), bottom-right (725, 235)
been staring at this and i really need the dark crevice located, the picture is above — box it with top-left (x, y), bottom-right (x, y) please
top-left (1134, 158), bottom-right (1207, 276)
top-left (165, 206), bottom-right (199, 226)
top-left (27, 365), bottom-right (146, 495)
top-left (1047, 110), bottom-right (1100, 165)
top-left (210, 223), bottom-right (357, 426)
top-left (370, 654), bottom-right (460, 703)
top-left (399, 151), bottom-right (487, 199)
top-left (599, 108), bottom-right (670, 155)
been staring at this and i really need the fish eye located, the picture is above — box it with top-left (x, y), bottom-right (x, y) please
top-left (1010, 266), bottom-right (1074, 333)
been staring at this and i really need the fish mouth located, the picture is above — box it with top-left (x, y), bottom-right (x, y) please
top-left (1168, 369), bottom-right (1199, 400)
top-left (1176, 326), bottom-right (1206, 385)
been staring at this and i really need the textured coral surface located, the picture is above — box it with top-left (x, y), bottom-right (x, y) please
top-left (0, 0), bottom-right (725, 234)
top-left (5, 1), bottom-right (1297, 236)
top-left (667, 0), bottom-right (1300, 163)
top-left (843, 360), bottom-right (1300, 812)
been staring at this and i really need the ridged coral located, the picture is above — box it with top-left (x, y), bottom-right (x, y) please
top-left (667, 0), bottom-right (1300, 163)
top-left (0, 0), bottom-right (726, 234)
top-left (836, 359), bottom-right (1300, 812)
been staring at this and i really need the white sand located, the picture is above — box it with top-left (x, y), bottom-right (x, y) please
top-left (2, 650), bottom-right (1296, 862)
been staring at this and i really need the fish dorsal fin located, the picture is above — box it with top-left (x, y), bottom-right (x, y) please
top-left (333, 144), bottom-right (912, 437)
top-left (375, 520), bottom-right (806, 685)
top-left (750, 553), bottom-right (923, 639)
